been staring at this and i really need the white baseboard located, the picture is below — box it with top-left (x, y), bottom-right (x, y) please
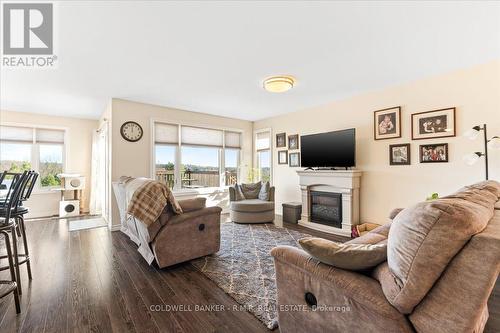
top-left (109, 224), bottom-right (121, 232)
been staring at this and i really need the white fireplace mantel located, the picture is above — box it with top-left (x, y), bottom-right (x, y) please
top-left (296, 169), bottom-right (362, 237)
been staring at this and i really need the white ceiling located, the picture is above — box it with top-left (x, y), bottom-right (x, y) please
top-left (1, 1), bottom-right (500, 121)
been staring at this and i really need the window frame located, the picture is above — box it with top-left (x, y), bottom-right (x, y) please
top-left (0, 123), bottom-right (68, 193)
top-left (151, 120), bottom-right (242, 191)
top-left (254, 128), bottom-right (273, 184)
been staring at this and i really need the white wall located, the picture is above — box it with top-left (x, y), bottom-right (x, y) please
top-left (0, 110), bottom-right (98, 218)
top-left (254, 60), bottom-right (500, 224)
top-left (109, 98), bottom-right (253, 227)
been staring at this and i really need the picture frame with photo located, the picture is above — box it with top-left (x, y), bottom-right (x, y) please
top-left (411, 108), bottom-right (456, 140)
top-left (419, 143), bottom-right (449, 163)
top-left (289, 152), bottom-right (300, 167)
top-left (389, 143), bottom-right (411, 165)
top-left (288, 134), bottom-right (299, 150)
top-left (374, 106), bottom-right (401, 140)
top-left (278, 150), bottom-right (288, 164)
top-left (276, 133), bottom-right (286, 148)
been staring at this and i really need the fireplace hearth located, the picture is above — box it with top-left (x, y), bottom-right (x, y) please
top-left (309, 191), bottom-right (342, 228)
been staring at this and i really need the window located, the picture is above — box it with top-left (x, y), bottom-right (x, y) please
top-left (155, 145), bottom-right (176, 189)
top-left (153, 122), bottom-right (241, 190)
top-left (255, 130), bottom-right (271, 182)
top-left (39, 144), bottom-right (63, 187)
top-left (181, 146), bottom-right (220, 188)
top-left (224, 148), bottom-right (239, 186)
top-left (0, 125), bottom-right (66, 190)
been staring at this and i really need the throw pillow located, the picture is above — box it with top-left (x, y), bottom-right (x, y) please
top-left (241, 182), bottom-right (262, 199)
top-left (299, 237), bottom-right (387, 270)
top-left (258, 181), bottom-right (270, 201)
top-left (234, 183), bottom-right (246, 201)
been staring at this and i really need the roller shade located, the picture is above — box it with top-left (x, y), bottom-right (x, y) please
top-left (36, 128), bottom-right (65, 143)
top-left (224, 131), bottom-right (241, 149)
top-left (0, 126), bottom-right (34, 143)
top-left (155, 123), bottom-right (178, 144)
top-left (256, 131), bottom-right (270, 151)
top-left (181, 126), bottom-right (223, 148)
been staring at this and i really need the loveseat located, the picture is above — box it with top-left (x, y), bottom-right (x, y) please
top-left (271, 180), bottom-right (500, 332)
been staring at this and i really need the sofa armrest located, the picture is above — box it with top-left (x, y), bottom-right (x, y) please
top-left (270, 246), bottom-right (413, 333)
top-left (269, 186), bottom-right (275, 202)
top-left (229, 186), bottom-right (236, 202)
top-left (168, 206), bottom-right (222, 226)
top-left (178, 197), bottom-right (206, 212)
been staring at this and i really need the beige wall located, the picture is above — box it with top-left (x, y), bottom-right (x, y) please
top-left (0, 110), bottom-right (98, 218)
top-left (109, 98), bottom-right (253, 226)
top-left (254, 60), bottom-right (500, 224)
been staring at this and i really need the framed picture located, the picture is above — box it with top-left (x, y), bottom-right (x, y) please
top-left (276, 133), bottom-right (286, 148)
top-left (411, 107), bottom-right (456, 140)
top-left (288, 134), bottom-right (299, 150)
top-left (374, 106), bottom-right (401, 140)
top-left (289, 152), bottom-right (300, 167)
top-left (419, 143), bottom-right (449, 163)
top-left (389, 143), bottom-right (411, 165)
top-left (278, 150), bottom-right (288, 164)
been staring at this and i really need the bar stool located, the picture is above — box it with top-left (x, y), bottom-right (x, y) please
top-left (0, 171), bottom-right (31, 294)
top-left (0, 172), bottom-right (24, 313)
top-left (9, 171), bottom-right (38, 285)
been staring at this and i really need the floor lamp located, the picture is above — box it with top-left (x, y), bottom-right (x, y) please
top-left (463, 124), bottom-right (500, 180)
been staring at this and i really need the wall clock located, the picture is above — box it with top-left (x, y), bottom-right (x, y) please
top-left (120, 121), bottom-right (143, 142)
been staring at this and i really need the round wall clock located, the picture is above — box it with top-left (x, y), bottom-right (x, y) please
top-left (120, 121), bottom-right (143, 142)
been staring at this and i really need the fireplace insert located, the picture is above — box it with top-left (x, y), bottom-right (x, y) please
top-left (309, 191), bottom-right (342, 228)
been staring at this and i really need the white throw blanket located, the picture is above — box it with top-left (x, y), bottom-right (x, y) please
top-left (112, 179), bottom-right (156, 264)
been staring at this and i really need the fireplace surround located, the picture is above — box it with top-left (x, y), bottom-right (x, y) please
top-left (296, 170), bottom-right (362, 236)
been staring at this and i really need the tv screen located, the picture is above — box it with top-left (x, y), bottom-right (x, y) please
top-left (300, 129), bottom-right (355, 168)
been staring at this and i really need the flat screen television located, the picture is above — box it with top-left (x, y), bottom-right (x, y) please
top-left (300, 128), bottom-right (355, 168)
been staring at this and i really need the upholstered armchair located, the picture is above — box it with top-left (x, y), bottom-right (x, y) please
top-left (229, 183), bottom-right (275, 223)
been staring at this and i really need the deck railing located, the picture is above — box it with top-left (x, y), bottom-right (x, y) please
top-left (155, 169), bottom-right (237, 189)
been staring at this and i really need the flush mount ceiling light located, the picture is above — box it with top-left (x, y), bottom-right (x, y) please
top-left (263, 76), bottom-right (295, 93)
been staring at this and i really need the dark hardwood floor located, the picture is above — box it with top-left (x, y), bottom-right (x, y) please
top-left (0, 215), bottom-right (498, 333)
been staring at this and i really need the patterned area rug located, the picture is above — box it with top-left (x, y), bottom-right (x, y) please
top-left (191, 222), bottom-right (310, 330)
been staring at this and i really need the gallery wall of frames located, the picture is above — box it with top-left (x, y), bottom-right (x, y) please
top-left (374, 106), bottom-right (456, 165)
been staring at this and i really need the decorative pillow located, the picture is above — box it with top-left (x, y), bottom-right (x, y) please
top-left (299, 237), bottom-right (387, 270)
top-left (233, 184), bottom-right (246, 201)
top-left (386, 182), bottom-right (499, 314)
top-left (241, 182), bottom-right (262, 199)
top-left (258, 181), bottom-right (270, 201)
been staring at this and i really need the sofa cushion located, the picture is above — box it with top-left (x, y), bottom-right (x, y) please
top-left (230, 199), bottom-right (274, 212)
top-left (385, 180), bottom-right (500, 314)
top-left (241, 182), bottom-right (262, 199)
top-left (258, 181), bottom-right (270, 201)
top-left (299, 237), bottom-right (387, 270)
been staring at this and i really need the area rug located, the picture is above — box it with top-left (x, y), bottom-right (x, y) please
top-left (68, 217), bottom-right (107, 231)
top-left (191, 222), bottom-right (311, 330)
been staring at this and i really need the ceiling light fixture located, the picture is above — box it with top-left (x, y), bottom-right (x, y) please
top-left (263, 76), bottom-right (295, 93)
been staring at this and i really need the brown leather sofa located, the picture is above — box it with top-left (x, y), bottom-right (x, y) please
top-left (271, 181), bottom-right (500, 333)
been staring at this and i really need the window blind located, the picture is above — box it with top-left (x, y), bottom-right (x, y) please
top-left (0, 126), bottom-right (34, 143)
top-left (155, 123), bottom-right (178, 144)
top-left (224, 131), bottom-right (241, 149)
top-left (181, 126), bottom-right (223, 148)
top-left (256, 131), bottom-right (270, 151)
top-left (36, 128), bottom-right (65, 144)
